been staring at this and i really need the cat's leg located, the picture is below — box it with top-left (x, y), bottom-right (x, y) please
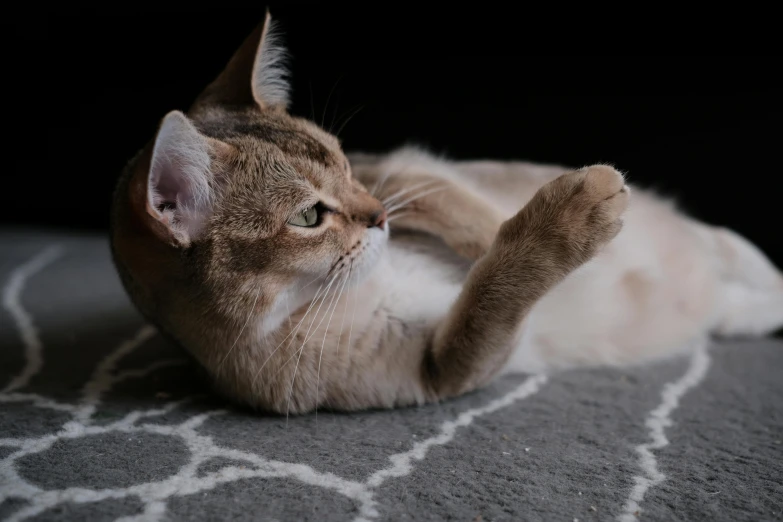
top-left (423, 165), bottom-right (629, 398)
top-left (702, 225), bottom-right (783, 337)
top-left (350, 156), bottom-right (504, 261)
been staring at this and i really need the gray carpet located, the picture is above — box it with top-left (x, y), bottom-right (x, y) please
top-left (0, 230), bottom-right (781, 522)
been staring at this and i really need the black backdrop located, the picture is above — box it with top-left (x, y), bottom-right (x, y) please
top-left (7, 6), bottom-right (782, 266)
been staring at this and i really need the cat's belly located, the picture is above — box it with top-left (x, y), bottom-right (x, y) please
top-left (386, 194), bottom-right (722, 375)
top-left (505, 192), bottom-right (722, 373)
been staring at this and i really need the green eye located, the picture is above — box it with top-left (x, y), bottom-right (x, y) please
top-left (288, 206), bottom-right (319, 227)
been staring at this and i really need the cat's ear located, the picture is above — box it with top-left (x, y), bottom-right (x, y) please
top-left (192, 10), bottom-right (290, 112)
top-left (146, 111), bottom-right (225, 245)
top-left (250, 11), bottom-right (290, 109)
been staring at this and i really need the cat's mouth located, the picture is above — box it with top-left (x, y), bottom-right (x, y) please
top-left (327, 228), bottom-right (387, 282)
top-left (328, 239), bottom-right (366, 278)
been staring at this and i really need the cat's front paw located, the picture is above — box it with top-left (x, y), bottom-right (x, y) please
top-left (563, 163), bottom-right (629, 236)
top-left (498, 164), bottom-right (630, 270)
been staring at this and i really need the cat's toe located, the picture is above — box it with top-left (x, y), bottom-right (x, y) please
top-left (581, 164), bottom-right (626, 200)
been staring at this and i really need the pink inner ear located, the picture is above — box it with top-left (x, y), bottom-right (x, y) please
top-left (148, 111), bottom-right (213, 239)
top-left (152, 163), bottom-right (191, 213)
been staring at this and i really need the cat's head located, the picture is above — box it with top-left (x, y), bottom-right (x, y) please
top-left (113, 12), bottom-right (387, 323)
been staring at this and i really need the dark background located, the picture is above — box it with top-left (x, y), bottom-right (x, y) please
top-left (7, 6), bottom-right (782, 266)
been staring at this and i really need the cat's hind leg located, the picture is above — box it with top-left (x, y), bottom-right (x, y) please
top-left (350, 152), bottom-right (505, 261)
top-left (703, 225), bottom-right (783, 337)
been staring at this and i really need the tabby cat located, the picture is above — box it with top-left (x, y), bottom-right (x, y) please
top-left (111, 13), bottom-right (783, 414)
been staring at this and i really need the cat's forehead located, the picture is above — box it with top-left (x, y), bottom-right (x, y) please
top-left (197, 109), bottom-right (350, 199)
top-left (198, 109), bottom-right (342, 165)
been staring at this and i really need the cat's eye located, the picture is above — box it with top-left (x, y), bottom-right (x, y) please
top-left (288, 206), bottom-right (319, 227)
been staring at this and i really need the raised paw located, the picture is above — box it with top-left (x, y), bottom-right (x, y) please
top-left (560, 164), bottom-right (629, 223)
top-left (498, 164), bottom-right (630, 272)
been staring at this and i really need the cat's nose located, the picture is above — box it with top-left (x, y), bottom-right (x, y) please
top-left (369, 209), bottom-right (387, 229)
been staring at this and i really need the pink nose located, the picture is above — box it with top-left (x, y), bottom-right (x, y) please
top-left (370, 209), bottom-right (387, 229)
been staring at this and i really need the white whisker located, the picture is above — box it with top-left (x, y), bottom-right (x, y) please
top-left (370, 167), bottom-right (397, 198)
top-left (381, 179), bottom-right (440, 208)
top-left (298, 273), bottom-right (327, 293)
top-left (250, 277), bottom-right (333, 390)
top-left (386, 212), bottom-right (413, 223)
top-left (283, 293), bottom-right (292, 331)
top-left (285, 273), bottom-right (340, 424)
top-left (335, 104), bottom-right (364, 137)
top-left (272, 287), bottom-right (336, 381)
top-left (315, 271), bottom-right (351, 421)
top-left (385, 186), bottom-right (447, 215)
top-left (273, 286), bottom-right (338, 387)
top-left (216, 284), bottom-right (262, 376)
top-left (335, 264), bottom-right (354, 357)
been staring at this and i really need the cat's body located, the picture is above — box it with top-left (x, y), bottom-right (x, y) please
top-left (351, 151), bottom-right (731, 371)
top-left (111, 14), bottom-right (783, 414)
top-left (353, 150), bottom-right (783, 367)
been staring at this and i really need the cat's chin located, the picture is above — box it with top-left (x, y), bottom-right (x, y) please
top-left (347, 226), bottom-right (389, 287)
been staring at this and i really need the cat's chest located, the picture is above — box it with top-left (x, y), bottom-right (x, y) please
top-left (389, 230), bottom-right (472, 278)
top-left (382, 231), bottom-right (468, 320)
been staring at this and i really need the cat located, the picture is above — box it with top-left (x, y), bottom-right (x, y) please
top-left (110, 12), bottom-right (783, 415)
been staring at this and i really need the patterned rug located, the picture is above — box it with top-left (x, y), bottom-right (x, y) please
top-left (1, 230), bottom-right (781, 521)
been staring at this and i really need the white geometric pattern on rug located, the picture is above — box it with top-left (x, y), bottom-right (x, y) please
top-left (0, 246), bottom-right (551, 521)
top-left (618, 341), bottom-right (711, 521)
top-left (0, 246), bottom-right (712, 522)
